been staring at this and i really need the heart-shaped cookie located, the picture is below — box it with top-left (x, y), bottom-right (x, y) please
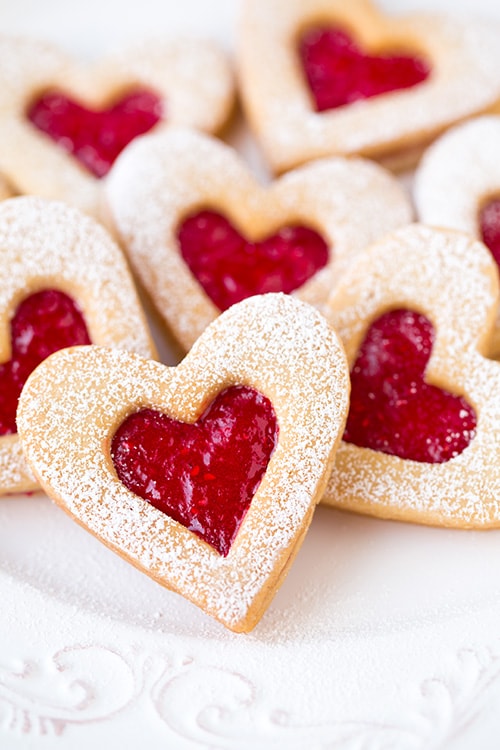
top-left (414, 115), bottom-right (500, 357)
top-left (238, 0), bottom-right (500, 173)
top-left (0, 196), bottom-right (155, 494)
top-left (17, 294), bottom-right (350, 632)
top-left (0, 36), bottom-right (233, 225)
top-left (106, 127), bottom-right (412, 350)
top-left (322, 224), bottom-right (500, 528)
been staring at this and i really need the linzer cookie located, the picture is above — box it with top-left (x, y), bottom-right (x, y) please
top-left (17, 294), bottom-right (350, 632)
top-left (106, 127), bottom-right (412, 350)
top-left (238, 0), bottom-right (500, 173)
top-left (323, 224), bottom-right (500, 528)
top-left (414, 116), bottom-right (500, 357)
top-left (0, 36), bottom-right (233, 224)
top-left (0, 196), bottom-right (155, 495)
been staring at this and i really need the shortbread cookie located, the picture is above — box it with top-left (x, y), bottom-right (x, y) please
top-left (0, 36), bottom-right (233, 225)
top-left (107, 127), bottom-right (412, 350)
top-left (0, 196), bottom-right (155, 495)
top-left (323, 224), bottom-right (500, 528)
top-left (414, 115), bottom-right (500, 357)
top-left (18, 294), bottom-right (350, 632)
top-left (238, 0), bottom-right (500, 173)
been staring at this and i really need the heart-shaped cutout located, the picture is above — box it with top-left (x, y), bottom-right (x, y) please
top-left (28, 89), bottom-right (163, 178)
top-left (343, 308), bottom-right (476, 462)
top-left (323, 224), bottom-right (500, 528)
top-left (414, 115), bottom-right (500, 357)
top-left (112, 385), bottom-right (278, 556)
top-left (0, 196), bottom-right (155, 495)
top-left (178, 209), bottom-right (329, 311)
top-left (238, 0), bottom-right (500, 172)
top-left (107, 128), bottom-right (412, 349)
top-left (0, 289), bottom-right (91, 435)
top-left (299, 26), bottom-right (430, 111)
top-left (0, 36), bottom-right (233, 223)
top-left (18, 294), bottom-right (350, 632)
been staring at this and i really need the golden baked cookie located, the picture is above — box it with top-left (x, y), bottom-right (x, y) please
top-left (18, 294), bottom-right (350, 632)
top-left (107, 127), bottom-right (412, 350)
top-left (238, 0), bottom-right (500, 173)
top-left (322, 224), bottom-right (500, 528)
top-left (0, 35), bottom-right (234, 226)
top-left (414, 115), bottom-right (500, 357)
top-left (0, 196), bottom-right (155, 495)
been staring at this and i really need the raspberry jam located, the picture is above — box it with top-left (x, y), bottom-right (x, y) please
top-left (343, 309), bottom-right (476, 462)
top-left (177, 209), bottom-right (329, 311)
top-left (480, 197), bottom-right (500, 268)
top-left (111, 385), bottom-right (279, 556)
top-left (0, 289), bottom-right (91, 435)
top-left (299, 27), bottom-right (430, 112)
top-left (27, 89), bottom-right (163, 178)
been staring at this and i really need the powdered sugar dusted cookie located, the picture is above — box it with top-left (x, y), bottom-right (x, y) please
top-left (0, 196), bottom-right (155, 495)
top-left (18, 294), bottom-right (350, 632)
top-left (106, 127), bottom-right (412, 350)
top-left (414, 116), bottom-right (500, 357)
top-left (238, 0), bottom-right (500, 173)
top-left (323, 224), bottom-right (500, 528)
top-left (0, 36), bottom-right (234, 225)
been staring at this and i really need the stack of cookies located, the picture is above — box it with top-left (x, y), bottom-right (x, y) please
top-left (0, 0), bottom-right (499, 632)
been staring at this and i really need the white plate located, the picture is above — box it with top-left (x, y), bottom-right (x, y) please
top-left (2, 1), bottom-right (500, 748)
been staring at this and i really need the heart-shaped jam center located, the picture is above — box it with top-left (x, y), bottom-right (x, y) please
top-left (480, 197), bottom-right (500, 268)
top-left (0, 289), bottom-right (91, 435)
top-left (299, 27), bottom-right (430, 112)
top-left (111, 385), bottom-right (278, 556)
top-left (27, 89), bottom-right (163, 178)
top-left (343, 309), bottom-right (476, 462)
top-left (177, 209), bottom-right (329, 311)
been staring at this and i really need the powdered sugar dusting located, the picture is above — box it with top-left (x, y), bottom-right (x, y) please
top-left (323, 224), bottom-right (500, 527)
top-left (0, 35), bottom-right (233, 223)
top-left (106, 127), bottom-right (412, 350)
top-left (238, 0), bottom-right (500, 172)
top-left (18, 293), bottom-right (349, 632)
top-left (0, 196), bottom-right (155, 494)
top-left (414, 115), bottom-right (500, 356)
top-left (106, 37), bottom-right (233, 132)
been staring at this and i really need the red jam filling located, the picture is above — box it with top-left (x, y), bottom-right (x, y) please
top-left (0, 289), bottom-right (91, 435)
top-left (111, 385), bottom-right (279, 557)
top-left (177, 209), bottom-right (329, 311)
top-left (27, 89), bottom-right (163, 178)
top-left (343, 309), bottom-right (476, 463)
top-left (299, 26), bottom-right (430, 112)
top-left (480, 197), bottom-right (500, 268)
